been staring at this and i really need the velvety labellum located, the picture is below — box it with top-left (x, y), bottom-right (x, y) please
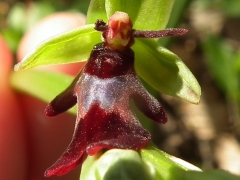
top-left (44, 43), bottom-right (167, 177)
top-left (44, 11), bottom-right (189, 177)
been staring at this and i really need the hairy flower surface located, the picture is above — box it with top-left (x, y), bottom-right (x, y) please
top-left (44, 11), bottom-right (187, 177)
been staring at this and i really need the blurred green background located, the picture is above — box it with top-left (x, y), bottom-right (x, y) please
top-left (1, 0), bottom-right (240, 176)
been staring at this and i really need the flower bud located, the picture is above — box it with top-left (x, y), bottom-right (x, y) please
top-left (80, 149), bottom-right (156, 180)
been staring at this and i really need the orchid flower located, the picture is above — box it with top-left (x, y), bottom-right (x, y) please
top-left (12, 0), bottom-right (201, 178)
top-left (42, 11), bottom-right (190, 176)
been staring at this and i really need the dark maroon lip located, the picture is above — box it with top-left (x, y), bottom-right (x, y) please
top-left (43, 11), bottom-right (188, 177)
top-left (44, 40), bottom-right (167, 176)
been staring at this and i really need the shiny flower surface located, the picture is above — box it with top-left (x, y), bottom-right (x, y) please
top-left (44, 11), bottom-right (187, 177)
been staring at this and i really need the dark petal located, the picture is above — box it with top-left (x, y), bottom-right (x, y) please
top-left (45, 102), bottom-right (151, 177)
top-left (75, 73), bottom-right (151, 155)
top-left (44, 122), bottom-right (87, 177)
top-left (45, 91), bottom-right (77, 116)
top-left (94, 19), bottom-right (108, 31)
top-left (82, 103), bottom-right (151, 155)
top-left (78, 69), bottom-right (152, 153)
top-left (132, 28), bottom-right (188, 38)
top-left (117, 72), bottom-right (167, 124)
top-left (45, 73), bottom-right (81, 116)
top-left (132, 88), bottom-right (167, 124)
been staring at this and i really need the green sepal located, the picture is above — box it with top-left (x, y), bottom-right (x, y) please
top-left (134, 39), bottom-right (201, 104)
top-left (86, 0), bottom-right (107, 24)
top-left (140, 144), bottom-right (201, 180)
top-left (14, 24), bottom-right (101, 71)
top-left (105, 0), bottom-right (174, 30)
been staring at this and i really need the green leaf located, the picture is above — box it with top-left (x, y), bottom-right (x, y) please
top-left (81, 149), bottom-right (156, 180)
top-left (14, 24), bottom-right (101, 71)
top-left (105, 0), bottom-right (174, 30)
top-left (134, 39), bottom-right (201, 104)
top-left (10, 69), bottom-right (77, 114)
top-left (133, 0), bottom-right (174, 30)
top-left (105, 0), bottom-right (141, 23)
top-left (86, 0), bottom-right (107, 24)
top-left (220, 0), bottom-right (240, 17)
top-left (140, 144), bottom-right (201, 180)
top-left (203, 35), bottom-right (239, 100)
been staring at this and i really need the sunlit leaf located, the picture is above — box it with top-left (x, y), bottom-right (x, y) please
top-left (86, 0), bottom-right (107, 24)
top-left (133, 0), bottom-right (174, 30)
top-left (105, 0), bottom-right (174, 30)
top-left (140, 144), bottom-right (201, 180)
top-left (134, 39), bottom-right (201, 104)
top-left (105, 0), bottom-right (141, 23)
top-left (14, 24), bottom-right (101, 71)
top-left (10, 69), bottom-right (76, 114)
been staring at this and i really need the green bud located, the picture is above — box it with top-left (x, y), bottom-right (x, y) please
top-left (80, 149), bottom-right (157, 180)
